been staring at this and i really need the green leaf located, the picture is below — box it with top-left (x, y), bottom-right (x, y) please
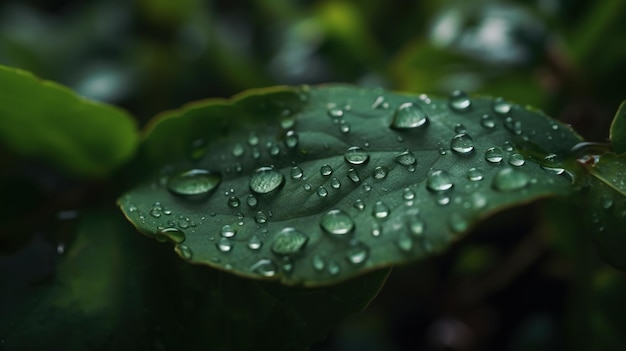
top-left (0, 65), bottom-right (138, 178)
top-left (609, 101), bottom-right (626, 154)
top-left (119, 84), bottom-right (584, 286)
top-left (581, 153), bottom-right (626, 269)
top-left (0, 208), bottom-right (388, 350)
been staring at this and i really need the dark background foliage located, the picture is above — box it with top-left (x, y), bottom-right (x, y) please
top-left (1, 0), bottom-right (625, 350)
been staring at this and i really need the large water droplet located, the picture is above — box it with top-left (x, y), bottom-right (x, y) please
top-left (321, 209), bottom-right (355, 236)
top-left (250, 167), bottom-right (285, 194)
top-left (449, 90), bottom-right (471, 111)
top-left (492, 97), bottom-right (512, 116)
top-left (426, 170), bottom-right (454, 192)
top-left (485, 147), bottom-right (504, 163)
top-left (271, 227), bottom-right (308, 256)
top-left (320, 164), bottom-right (333, 176)
top-left (168, 169), bottom-right (221, 197)
top-left (390, 102), bottom-right (428, 130)
top-left (372, 201), bottom-right (390, 219)
top-left (220, 224), bottom-right (237, 238)
top-left (250, 259), bottom-right (277, 277)
top-left (155, 227), bottom-right (186, 244)
top-left (450, 133), bottom-right (475, 154)
top-left (344, 146), bottom-right (370, 165)
top-left (492, 167), bottom-right (530, 191)
top-left (346, 241), bottom-right (370, 265)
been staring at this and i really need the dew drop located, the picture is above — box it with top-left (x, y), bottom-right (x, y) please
top-left (232, 143), bottom-right (245, 157)
top-left (449, 90), bottom-right (471, 111)
top-left (339, 121), bottom-right (351, 134)
top-left (492, 167), bottom-right (530, 192)
top-left (346, 242), bottom-right (370, 265)
top-left (449, 212), bottom-right (469, 233)
top-left (320, 164), bottom-right (333, 176)
top-left (372, 201), bottom-right (390, 219)
top-left (454, 123), bottom-right (467, 134)
top-left (347, 168), bottom-right (361, 183)
top-left (248, 235), bottom-right (263, 250)
top-left (450, 133), bottom-right (475, 154)
top-left (508, 153), bottom-right (525, 166)
top-left (481, 114), bottom-right (496, 129)
top-left (255, 211), bottom-right (268, 224)
top-left (228, 196), bottom-right (240, 208)
top-left (409, 217), bottom-right (426, 237)
top-left (220, 224), bottom-right (237, 238)
top-left (177, 244), bottom-right (193, 260)
top-left (312, 254), bottom-right (326, 271)
top-left (540, 154), bottom-right (565, 175)
top-left (403, 188), bottom-right (416, 200)
top-left (390, 102), bottom-right (428, 130)
top-left (250, 259), bottom-right (277, 277)
top-left (303, 183), bottom-right (312, 191)
top-left (485, 147), bottom-right (504, 163)
top-left (373, 166), bottom-right (389, 179)
top-left (327, 108), bottom-right (344, 118)
top-left (250, 167), bottom-right (285, 194)
top-left (290, 165), bottom-right (304, 179)
top-left (601, 196), bottom-right (613, 209)
top-left (395, 150), bottom-right (417, 166)
top-left (344, 146), bottom-right (370, 165)
top-left (216, 237), bottom-right (233, 252)
top-left (467, 167), bottom-right (483, 181)
top-left (168, 169), bottom-right (222, 197)
top-left (268, 143), bottom-right (281, 156)
top-left (492, 97), bottom-right (512, 116)
top-left (426, 170), bottom-right (454, 192)
top-left (504, 117), bottom-right (523, 135)
top-left (321, 209), bottom-right (354, 236)
top-left (317, 186), bottom-right (329, 197)
top-left (353, 199), bottom-right (365, 211)
top-left (396, 232), bottom-right (413, 252)
top-left (246, 194), bottom-right (258, 207)
top-left (328, 261), bottom-right (341, 275)
top-left (331, 177), bottom-right (341, 189)
top-left (285, 130), bottom-right (299, 148)
top-left (271, 227), bottom-right (308, 256)
top-left (155, 227), bottom-right (186, 244)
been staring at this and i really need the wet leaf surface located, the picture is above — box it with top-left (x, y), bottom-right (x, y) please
top-left (609, 101), bottom-right (626, 154)
top-left (119, 85), bottom-right (584, 286)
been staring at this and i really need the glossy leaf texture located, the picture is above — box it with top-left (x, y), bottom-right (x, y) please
top-left (0, 65), bottom-right (138, 178)
top-left (0, 208), bottom-right (389, 350)
top-left (118, 85), bottom-right (584, 286)
top-left (581, 153), bottom-right (626, 269)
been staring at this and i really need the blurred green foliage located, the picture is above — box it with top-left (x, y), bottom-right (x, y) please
top-left (1, 0), bottom-right (626, 350)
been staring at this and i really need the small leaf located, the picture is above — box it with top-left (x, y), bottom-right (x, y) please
top-left (0, 65), bottom-right (138, 178)
top-left (119, 85), bottom-right (584, 286)
top-left (609, 101), bottom-right (626, 154)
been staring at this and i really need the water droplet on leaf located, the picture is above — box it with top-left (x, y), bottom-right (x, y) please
top-left (372, 201), bottom-right (390, 219)
top-left (321, 209), bottom-right (355, 236)
top-left (168, 169), bottom-right (221, 197)
top-left (450, 133), bottom-right (475, 154)
top-left (492, 167), bottom-right (530, 191)
top-left (426, 170), bottom-right (454, 192)
top-left (449, 90), bottom-right (471, 111)
top-left (250, 167), bottom-right (285, 194)
top-left (344, 146), bottom-right (370, 165)
top-left (271, 228), bottom-right (308, 256)
top-left (485, 147), bottom-right (504, 163)
top-left (390, 102), bottom-right (429, 130)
